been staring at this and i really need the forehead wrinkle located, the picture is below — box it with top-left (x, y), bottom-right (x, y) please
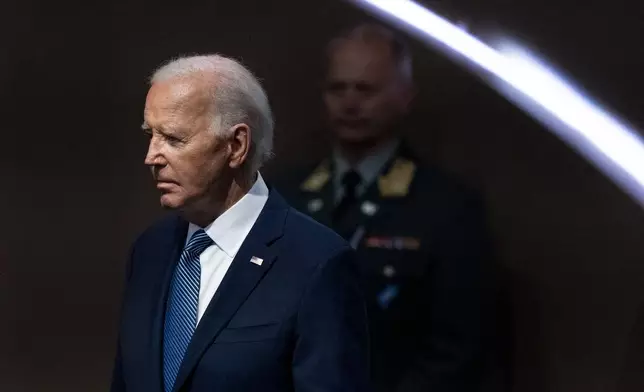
top-left (330, 40), bottom-right (398, 75)
top-left (147, 76), bottom-right (216, 130)
top-left (172, 76), bottom-right (217, 119)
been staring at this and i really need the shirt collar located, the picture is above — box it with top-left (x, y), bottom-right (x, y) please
top-left (186, 173), bottom-right (269, 258)
top-left (332, 138), bottom-right (400, 190)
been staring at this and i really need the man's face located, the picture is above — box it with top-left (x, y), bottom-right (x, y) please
top-left (143, 77), bottom-right (230, 211)
top-left (324, 41), bottom-right (412, 145)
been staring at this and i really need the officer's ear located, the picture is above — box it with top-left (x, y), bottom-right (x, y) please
top-left (397, 82), bottom-right (416, 114)
top-left (403, 85), bottom-right (417, 108)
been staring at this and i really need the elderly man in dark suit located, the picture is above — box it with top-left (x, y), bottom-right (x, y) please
top-left (272, 24), bottom-right (493, 392)
top-left (110, 54), bottom-right (370, 392)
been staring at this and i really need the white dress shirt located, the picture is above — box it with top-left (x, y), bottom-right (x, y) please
top-left (185, 173), bottom-right (269, 324)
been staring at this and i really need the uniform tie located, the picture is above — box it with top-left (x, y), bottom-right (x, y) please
top-left (333, 169), bottom-right (362, 225)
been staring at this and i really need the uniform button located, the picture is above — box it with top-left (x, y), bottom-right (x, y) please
top-left (361, 200), bottom-right (379, 216)
top-left (383, 265), bottom-right (396, 278)
top-left (307, 198), bottom-right (323, 213)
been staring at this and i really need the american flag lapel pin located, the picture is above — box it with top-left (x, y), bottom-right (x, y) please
top-left (250, 256), bottom-right (264, 266)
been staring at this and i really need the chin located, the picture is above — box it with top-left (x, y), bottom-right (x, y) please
top-left (159, 194), bottom-right (185, 210)
top-left (337, 133), bottom-right (379, 146)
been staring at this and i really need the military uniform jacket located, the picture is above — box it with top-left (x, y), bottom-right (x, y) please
top-left (272, 145), bottom-right (492, 392)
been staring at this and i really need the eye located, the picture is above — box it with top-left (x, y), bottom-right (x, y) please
top-left (326, 81), bottom-right (347, 95)
top-left (355, 82), bottom-right (377, 96)
top-left (164, 134), bottom-right (183, 146)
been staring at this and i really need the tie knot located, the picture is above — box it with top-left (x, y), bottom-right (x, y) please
top-left (185, 229), bottom-right (213, 256)
top-left (342, 169), bottom-right (362, 191)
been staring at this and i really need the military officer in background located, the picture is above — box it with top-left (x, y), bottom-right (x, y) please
top-left (271, 23), bottom-right (494, 392)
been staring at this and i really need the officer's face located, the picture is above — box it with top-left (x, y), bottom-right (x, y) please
top-left (324, 41), bottom-right (412, 145)
top-left (142, 77), bottom-right (232, 213)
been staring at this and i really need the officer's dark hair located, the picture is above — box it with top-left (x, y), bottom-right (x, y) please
top-left (326, 23), bottom-right (413, 85)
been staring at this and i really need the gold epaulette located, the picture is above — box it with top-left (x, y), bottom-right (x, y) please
top-left (300, 160), bottom-right (331, 192)
top-left (378, 158), bottom-right (416, 197)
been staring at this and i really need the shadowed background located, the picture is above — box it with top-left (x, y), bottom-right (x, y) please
top-left (2, 0), bottom-right (644, 391)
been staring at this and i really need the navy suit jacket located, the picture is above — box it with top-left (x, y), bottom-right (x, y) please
top-left (111, 190), bottom-right (371, 392)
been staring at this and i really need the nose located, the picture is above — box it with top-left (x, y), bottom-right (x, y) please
top-left (144, 136), bottom-right (166, 167)
top-left (340, 88), bottom-right (361, 115)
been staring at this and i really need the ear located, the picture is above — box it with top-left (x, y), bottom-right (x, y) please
top-left (392, 80), bottom-right (416, 116)
top-left (227, 123), bottom-right (251, 170)
top-left (400, 84), bottom-right (417, 112)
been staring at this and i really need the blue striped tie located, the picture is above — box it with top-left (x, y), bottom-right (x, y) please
top-left (163, 229), bottom-right (213, 392)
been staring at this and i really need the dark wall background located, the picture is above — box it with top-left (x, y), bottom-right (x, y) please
top-left (2, 0), bottom-right (644, 391)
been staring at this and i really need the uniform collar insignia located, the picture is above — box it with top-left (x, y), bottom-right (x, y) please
top-left (377, 158), bottom-right (416, 198)
top-left (300, 160), bottom-right (331, 192)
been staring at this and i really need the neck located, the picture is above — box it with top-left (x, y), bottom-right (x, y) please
top-left (336, 136), bottom-right (397, 167)
top-left (182, 170), bottom-right (257, 228)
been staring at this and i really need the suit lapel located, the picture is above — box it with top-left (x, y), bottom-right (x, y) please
top-left (150, 216), bottom-right (189, 392)
top-left (171, 190), bottom-right (289, 392)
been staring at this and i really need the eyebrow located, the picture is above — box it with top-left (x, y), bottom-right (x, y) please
top-left (141, 122), bottom-right (166, 134)
top-left (142, 123), bottom-right (181, 138)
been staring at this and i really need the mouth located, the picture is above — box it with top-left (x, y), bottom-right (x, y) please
top-left (155, 181), bottom-right (177, 190)
top-left (337, 118), bottom-right (369, 128)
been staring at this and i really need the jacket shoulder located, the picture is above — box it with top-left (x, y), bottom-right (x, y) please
top-left (381, 160), bottom-right (486, 233)
top-left (410, 161), bottom-right (483, 203)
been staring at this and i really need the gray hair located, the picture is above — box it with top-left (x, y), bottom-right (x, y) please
top-left (327, 23), bottom-right (413, 85)
top-left (151, 54), bottom-right (274, 172)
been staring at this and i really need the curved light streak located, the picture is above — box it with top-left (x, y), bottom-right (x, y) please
top-left (352, 0), bottom-right (644, 206)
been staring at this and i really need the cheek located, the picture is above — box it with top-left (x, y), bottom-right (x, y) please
top-left (369, 96), bottom-right (402, 119)
top-left (165, 155), bottom-right (209, 190)
top-left (359, 97), bottom-right (386, 119)
top-left (324, 94), bottom-right (346, 112)
top-left (192, 152), bottom-right (227, 186)
top-left (165, 140), bottom-right (227, 191)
